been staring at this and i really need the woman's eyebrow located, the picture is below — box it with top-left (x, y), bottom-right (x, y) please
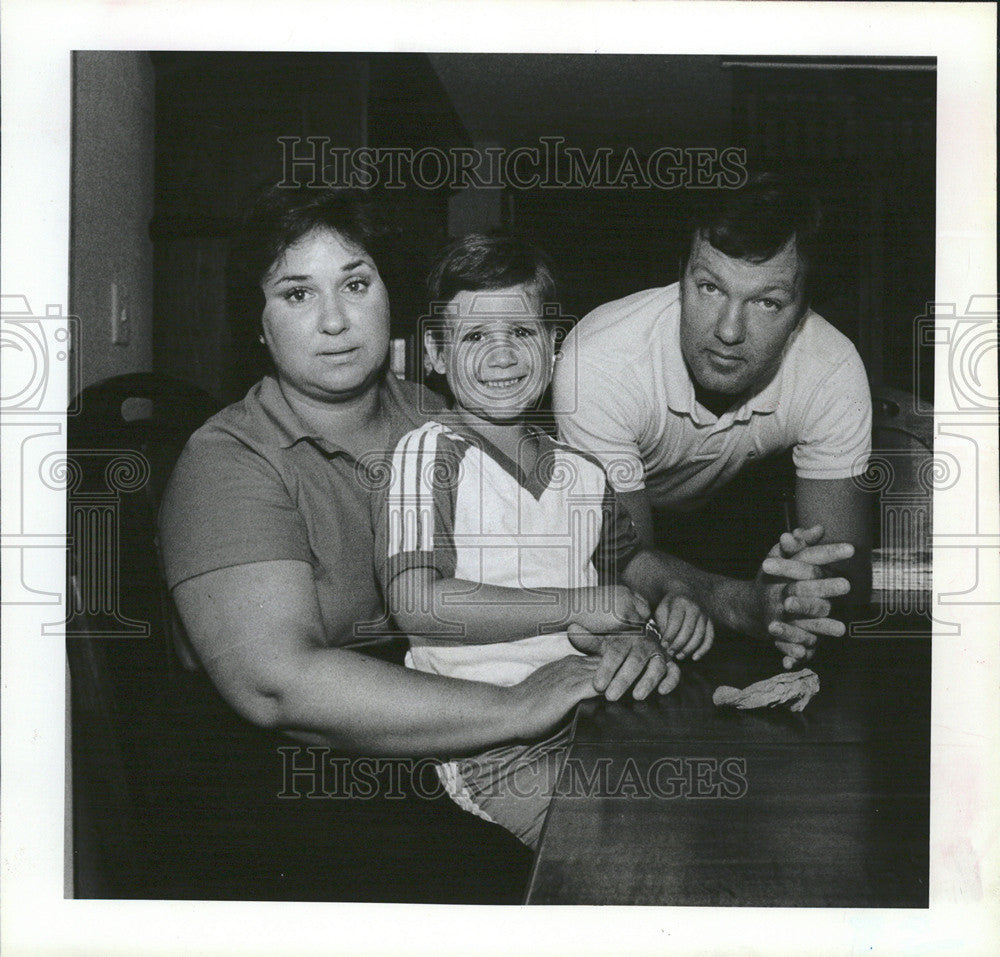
top-left (270, 273), bottom-right (312, 285)
top-left (268, 260), bottom-right (373, 285)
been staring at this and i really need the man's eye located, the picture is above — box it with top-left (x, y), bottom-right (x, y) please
top-left (697, 282), bottom-right (719, 294)
top-left (513, 326), bottom-right (536, 338)
top-left (461, 331), bottom-right (483, 343)
top-left (759, 298), bottom-right (783, 311)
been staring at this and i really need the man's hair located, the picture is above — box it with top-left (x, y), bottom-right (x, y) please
top-left (427, 231), bottom-right (556, 310)
top-left (680, 172), bottom-right (823, 292)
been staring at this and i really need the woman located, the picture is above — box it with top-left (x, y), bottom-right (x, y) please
top-left (158, 186), bottom-right (608, 764)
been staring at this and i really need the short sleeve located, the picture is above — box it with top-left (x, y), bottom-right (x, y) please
top-left (793, 348), bottom-right (873, 480)
top-left (371, 426), bottom-right (463, 592)
top-left (157, 428), bottom-right (312, 589)
top-left (591, 481), bottom-right (644, 585)
top-left (552, 343), bottom-right (647, 494)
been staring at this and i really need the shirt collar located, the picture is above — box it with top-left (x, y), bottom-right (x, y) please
top-left (440, 419), bottom-right (561, 501)
top-left (256, 373), bottom-right (431, 457)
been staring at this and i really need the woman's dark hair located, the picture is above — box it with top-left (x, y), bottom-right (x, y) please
top-left (680, 172), bottom-right (823, 293)
top-left (427, 231), bottom-right (557, 307)
top-left (230, 184), bottom-right (388, 293)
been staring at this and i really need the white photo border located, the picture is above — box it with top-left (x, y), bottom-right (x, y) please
top-left (1, 1), bottom-right (996, 955)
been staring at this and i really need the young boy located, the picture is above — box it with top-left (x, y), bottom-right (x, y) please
top-left (372, 233), bottom-right (714, 848)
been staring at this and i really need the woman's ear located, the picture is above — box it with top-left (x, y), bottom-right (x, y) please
top-left (423, 327), bottom-right (449, 375)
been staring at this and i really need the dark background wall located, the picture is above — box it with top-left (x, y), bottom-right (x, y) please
top-left (72, 52), bottom-right (935, 406)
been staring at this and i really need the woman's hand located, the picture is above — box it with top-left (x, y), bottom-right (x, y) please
top-left (569, 584), bottom-right (650, 636)
top-left (566, 623), bottom-right (680, 701)
top-left (505, 655), bottom-right (603, 740)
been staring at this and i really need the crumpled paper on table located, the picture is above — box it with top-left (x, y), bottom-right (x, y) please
top-left (713, 668), bottom-right (820, 713)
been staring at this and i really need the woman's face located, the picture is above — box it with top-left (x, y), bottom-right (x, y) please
top-left (260, 227), bottom-right (391, 403)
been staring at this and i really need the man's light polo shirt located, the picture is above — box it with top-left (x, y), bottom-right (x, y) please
top-left (158, 372), bottom-right (443, 648)
top-left (373, 420), bottom-right (642, 686)
top-left (552, 284), bottom-right (872, 512)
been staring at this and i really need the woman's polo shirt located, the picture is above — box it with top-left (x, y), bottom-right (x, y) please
top-left (158, 373), bottom-right (444, 648)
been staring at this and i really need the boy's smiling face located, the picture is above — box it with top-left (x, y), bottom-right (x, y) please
top-left (426, 284), bottom-right (557, 425)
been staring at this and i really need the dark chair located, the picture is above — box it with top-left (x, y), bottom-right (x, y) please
top-left (870, 385), bottom-right (934, 497)
top-left (856, 385), bottom-right (934, 627)
top-left (66, 373), bottom-right (530, 902)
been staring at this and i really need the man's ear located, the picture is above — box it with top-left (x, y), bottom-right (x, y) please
top-left (423, 327), bottom-right (448, 375)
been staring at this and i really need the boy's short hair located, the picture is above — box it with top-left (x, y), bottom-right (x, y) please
top-left (427, 232), bottom-right (557, 330)
top-left (680, 171), bottom-right (823, 295)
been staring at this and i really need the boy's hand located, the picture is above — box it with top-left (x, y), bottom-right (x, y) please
top-left (569, 585), bottom-right (650, 636)
top-left (653, 590), bottom-right (714, 662)
top-left (567, 623), bottom-right (680, 701)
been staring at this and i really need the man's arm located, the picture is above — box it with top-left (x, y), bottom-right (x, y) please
top-left (615, 488), bottom-right (657, 549)
top-left (795, 476), bottom-right (872, 608)
top-left (171, 560), bottom-right (601, 757)
top-left (620, 533), bottom-right (852, 659)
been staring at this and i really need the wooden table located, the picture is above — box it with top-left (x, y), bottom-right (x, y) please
top-left (525, 631), bottom-right (930, 906)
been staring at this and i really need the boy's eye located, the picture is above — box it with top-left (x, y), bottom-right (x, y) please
top-left (461, 330), bottom-right (483, 343)
top-left (513, 326), bottom-right (536, 338)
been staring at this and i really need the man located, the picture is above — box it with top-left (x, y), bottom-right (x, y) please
top-left (553, 173), bottom-right (872, 629)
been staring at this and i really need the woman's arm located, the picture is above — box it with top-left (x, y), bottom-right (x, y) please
top-left (172, 559), bottom-right (600, 757)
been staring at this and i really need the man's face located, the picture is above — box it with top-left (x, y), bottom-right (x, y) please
top-left (679, 232), bottom-right (807, 399)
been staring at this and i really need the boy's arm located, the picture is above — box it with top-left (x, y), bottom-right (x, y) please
top-left (388, 568), bottom-right (645, 645)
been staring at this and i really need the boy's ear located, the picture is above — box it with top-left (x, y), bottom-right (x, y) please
top-left (423, 327), bottom-right (448, 375)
